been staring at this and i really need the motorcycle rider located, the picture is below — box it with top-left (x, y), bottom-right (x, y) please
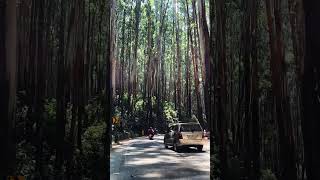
top-left (148, 127), bottom-right (155, 139)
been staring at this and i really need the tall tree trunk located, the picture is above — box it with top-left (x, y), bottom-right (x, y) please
top-left (186, 0), bottom-right (203, 124)
top-left (129, 0), bottom-right (142, 114)
top-left (250, 1), bottom-right (260, 178)
top-left (0, 0), bottom-right (17, 176)
top-left (145, 0), bottom-right (154, 127)
top-left (35, 0), bottom-right (46, 176)
top-left (119, 7), bottom-right (126, 113)
top-left (127, 5), bottom-right (133, 115)
top-left (301, 1), bottom-right (320, 179)
top-left (288, 0), bottom-right (305, 177)
top-left (265, 0), bottom-right (297, 179)
top-left (104, 0), bottom-right (113, 178)
top-left (55, 0), bottom-right (66, 177)
top-left (173, 0), bottom-right (182, 119)
top-left (185, 26), bottom-right (192, 118)
top-left (197, 0), bottom-right (211, 127)
top-left (215, 0), bottom-right (228, 178)
top-left (241, 0), bottom-right (261, 179)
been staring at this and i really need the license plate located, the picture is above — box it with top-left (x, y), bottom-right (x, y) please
top-left (187, 135), bottom-right (197, 139)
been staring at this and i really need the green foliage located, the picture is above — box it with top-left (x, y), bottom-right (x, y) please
top-left (85, 97), bottom-right (104, 127)
top-left (81, 122), bottom-right (106, 178)
top-left (135, 98), bottom-right (145, 112)
top-left (43, 98), bottom-right (74, 145)
top-left (16, 91), bottom-right (28, 121)
top-left (41, 96), bottom-right (108, 178)
top-left (163, 101), bottom-right (177, 124)
top-left (129, 94), bottom-right (147, 132)
top-left (123, 92), bottom-right (129, 100)
top-left (113, 106), bottom-right (121, 118)
top-left (151, 96), bottom-right (157, 106)
top-left (44, 98), bottom-right (56, 124)
top-left (43, 99), bottom-right (57, 146)
top-left (16, 141), bottom-right (36, 178)
top-left (83, 122), bottom-right (106, 155)
top-left (261, 169), bottom-right (277, 180)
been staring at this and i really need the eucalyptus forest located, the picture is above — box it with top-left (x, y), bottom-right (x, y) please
top-left (1, 0), bottom-right (320, 179)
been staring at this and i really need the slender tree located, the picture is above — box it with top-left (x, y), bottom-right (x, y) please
top-left (173, 0), bottom-right (182, 119)
top-left (215, 0), bottom-right (228, 178)
top-left (55, 0), bottom-right (66, 178)
top-left (186, 0), bottom-right (203, 124)
top-left (197, 0), bottom-right (212, 128)
top-left (104, 0), bottom-right (113, 178)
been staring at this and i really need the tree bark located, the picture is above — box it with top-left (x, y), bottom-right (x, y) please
top-left (265, 0), bottom-right (297, 179)
top-left (55, 0), bottom-right (66, 178)
top-left (104, 0), bottom-right (113, 178)
top-left (215, 0), bottom-right (228, 178)
top-left (173, 0), bottom-right (182, 119)
top-left (0, 0), bottom-right (17, 176)
top-left (186, 0), bottom-right (203, 124)
top-left (197, 0), bottom-right (212, 128)
top-left (301, 1), bottom-right (320, 179)
top-left (129, 0), bottom-right (142, 114)
top-left (241, 0), bottom-right (260, 179)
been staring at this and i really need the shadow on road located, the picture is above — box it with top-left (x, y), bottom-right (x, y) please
top-left (168, 147), bottom-right (206, 153)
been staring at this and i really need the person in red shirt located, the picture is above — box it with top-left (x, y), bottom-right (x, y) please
top-left (148, 127), bottom-right (154, 136)
top-left (148, 127), bottom-right (155, 139)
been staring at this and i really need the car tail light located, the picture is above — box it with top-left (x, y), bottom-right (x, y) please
top-left (202, 133), bottom-right (205, 138)
top-left (178, 132), bottom-right (183, 139)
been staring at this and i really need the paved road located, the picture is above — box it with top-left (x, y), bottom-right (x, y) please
top-left (110, 135), bottom-right (210, 180)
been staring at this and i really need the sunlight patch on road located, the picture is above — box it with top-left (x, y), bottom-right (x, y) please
top-left (126, 157), bottom-right (164, 166)
top-left (138, 171), bottom-right (163, 178)
top-left (144, 152), bottom-right (161, 156)
top-left (124, 151), bottom-right (144, 156)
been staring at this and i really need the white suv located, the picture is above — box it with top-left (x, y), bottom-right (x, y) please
top-left (164, 123), bottom-right (205, 152)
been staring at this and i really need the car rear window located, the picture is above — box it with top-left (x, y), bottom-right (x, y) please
top-left (180, 124), bottom-right (202, 132)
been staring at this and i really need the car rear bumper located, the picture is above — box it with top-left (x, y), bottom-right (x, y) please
top-left (177, 139), bottom-right (205, 146)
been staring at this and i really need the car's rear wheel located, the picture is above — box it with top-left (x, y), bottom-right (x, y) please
top-left (197, 145), bottom-right (203, 152)
top-left (173, 142), bottom-right (180, 152)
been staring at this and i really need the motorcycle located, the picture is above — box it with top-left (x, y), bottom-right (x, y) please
top-left (147, 128), bottom-right (155, 140)
top-left (148, 133), bottom-right (154, 140)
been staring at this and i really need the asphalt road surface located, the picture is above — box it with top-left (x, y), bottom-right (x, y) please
top-left (110, 135), bottom-right (210, 180)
